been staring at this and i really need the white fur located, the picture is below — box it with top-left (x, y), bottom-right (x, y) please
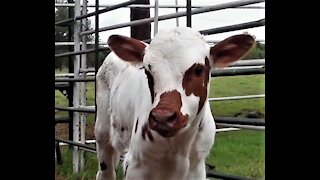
top-left (95, 27), bottom-right (216, 180)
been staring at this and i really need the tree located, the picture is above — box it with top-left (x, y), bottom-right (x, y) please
top-left (55, 0), bottom-right (108, 69)
top-left (55, 0), bottom-right (73, 69)
top-left (242, 42), bottom-right (265, 60)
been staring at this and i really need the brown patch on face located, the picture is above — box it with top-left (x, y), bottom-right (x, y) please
top-left (144, 69), bottom-right (155, 103)
top-left (149, 90), bottom-right (188, 137)
top-left (182, 58), bottom-right (210, 114)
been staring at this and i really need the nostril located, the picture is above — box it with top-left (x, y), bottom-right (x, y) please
top-left (150, 111), bottom-right (157, 119)
top-left (167, 112), bottom-right (176, 122)
top-left (151, 109), bottom-right (176, 123)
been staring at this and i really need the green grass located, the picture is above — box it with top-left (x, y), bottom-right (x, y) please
top-left (56, 147), bottom-right (99, 180)
top-left (55, 74), bottom-right (265, 179)
top-left (207, 130), bottom-right (265, 179)
top-left (56, 147), bottom-right (124, 180)
top-left (209, 75), bottom-right (265, 118)
top-left (55, 82), bottom-right (96, 123)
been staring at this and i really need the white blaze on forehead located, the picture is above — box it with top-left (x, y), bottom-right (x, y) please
top-left (143, 27), bottom-right (210, 94)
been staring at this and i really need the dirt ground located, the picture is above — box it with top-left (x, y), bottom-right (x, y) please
top-left (55, 123), bottom-right (96, 140)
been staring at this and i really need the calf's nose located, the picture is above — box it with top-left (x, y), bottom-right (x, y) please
top-left (150, 108), bottom-right (176, 123)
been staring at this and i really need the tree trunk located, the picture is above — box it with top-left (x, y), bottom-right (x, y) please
top-left (130, 0), bottom-right (151, 40)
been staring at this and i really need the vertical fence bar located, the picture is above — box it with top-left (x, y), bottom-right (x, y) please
top-left (73, 0), bottom-right (81, 173)
top-left (67, 0), bottom-right (74, 149)
top-left (80, 0), bottom-right (88, 170)
top-left (55, 141), bottom-right (63, 165)
top-left (94, 0), bottom-right (99, 153)
top-left (186, 0), bottom-right (191, 27)
top-left (175, 0), bottom-right (179, 26)
top-left (154, 0), bottom-right (159, 36)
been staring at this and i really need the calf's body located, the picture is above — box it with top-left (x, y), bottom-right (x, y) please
top-left (95, 27), bottom-right (255, 180)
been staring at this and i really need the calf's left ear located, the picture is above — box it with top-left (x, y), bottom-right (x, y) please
top-left (108, 35), bottom-right (146, 63)
top-left (209, 34), bottom-right (255, 68)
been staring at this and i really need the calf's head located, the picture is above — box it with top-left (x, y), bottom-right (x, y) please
top-left (108, 27), bottom-right (255, 137)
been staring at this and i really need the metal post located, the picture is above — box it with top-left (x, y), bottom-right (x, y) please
top-left (55, 141), bottom-right (63, 165)
top-left (95, 0), bottom-right (99, 152)
top-left (73, 0), bottom-right (81, 173)
top-left (154, 0), bottom-right (159, 36)
top-left (80, 0), bottom-right (88, 170)
top-left (186, 0), bottom-right (191, 27)
top-left (67, 0), bottom-right (74, 149)
top-left (130, 0), bottom-right (151, 40)
top-left (175, 0), bottom-right (179, 26)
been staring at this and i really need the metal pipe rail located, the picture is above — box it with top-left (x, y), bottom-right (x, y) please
top-left (207, 39), bottom-right (265, 44)
top-left (55, 42), bottom-right (108, 46)
top-left (55, 61), bottom-right (265, 77)
top-left (215, 117), bottom-right (265, 126)
top-left (55, 40), bottom-right (264, 46)
top-left (55, 4), bottom-right (265, 9)
top-left (142, 19), bottom-right (265, 43)
top-left (208, 94), bottom-right (265, 101)
top-left (206, 170), bottom-right (255, 180)
top-left (55, 72), bottom-right (95, 77)
top-left (216, 123), bottom-right (265, 131)
top-left (55, 0), bottom-right (138, 26)
top-left (59, 139), bottom-right (96, 145)
top-left (80, 68), bottom-right (95, 73)
top-left (55, 69), bottom-right (264, 81)
top-left (55, 82), bottom-right (70, 89)
top-left (55, 106), bottom-right (95, 113)
top-left (216, 127), bottom-right (240, 133)
top-left (229, 59), bottom-right (265, 67)
top-left (55, 77), bottom-right (95, 82)
top-left (211, 67), bottom-right (265, 77)
top-left (55, 137), bottom-right (96, 151)
top-left (221, 66), bottom-right (264, 70)
top-left (55, 47), bottom-right (108, 58)
top-left (200, 19), bottom-right (265, 35)
top-left (55, 117), bottom-right (70, 124)
top-left (80, 0), bottom-right (265, 36)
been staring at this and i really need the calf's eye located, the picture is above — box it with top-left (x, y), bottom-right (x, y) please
top-left (194, 65), bottom-right (203, 76)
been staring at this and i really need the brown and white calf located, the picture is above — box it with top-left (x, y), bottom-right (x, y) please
top-left (95, 27), bottom-right (255, 180)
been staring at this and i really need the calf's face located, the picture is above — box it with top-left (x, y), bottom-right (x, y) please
top-left (108, 28), bottom-right (255, 137)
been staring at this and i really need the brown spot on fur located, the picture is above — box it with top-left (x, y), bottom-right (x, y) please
top-left (182, 58), bottom-right (210, 114)
top-left (100, 162), bottom-right (107, 171)
top-left (144, 69), bottom-right (155, 103)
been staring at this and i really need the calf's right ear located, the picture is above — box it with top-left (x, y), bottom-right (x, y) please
top-left (108, 35), bottom-right (146, 63)
top-left (209, 34), bottom-right (255, 68)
